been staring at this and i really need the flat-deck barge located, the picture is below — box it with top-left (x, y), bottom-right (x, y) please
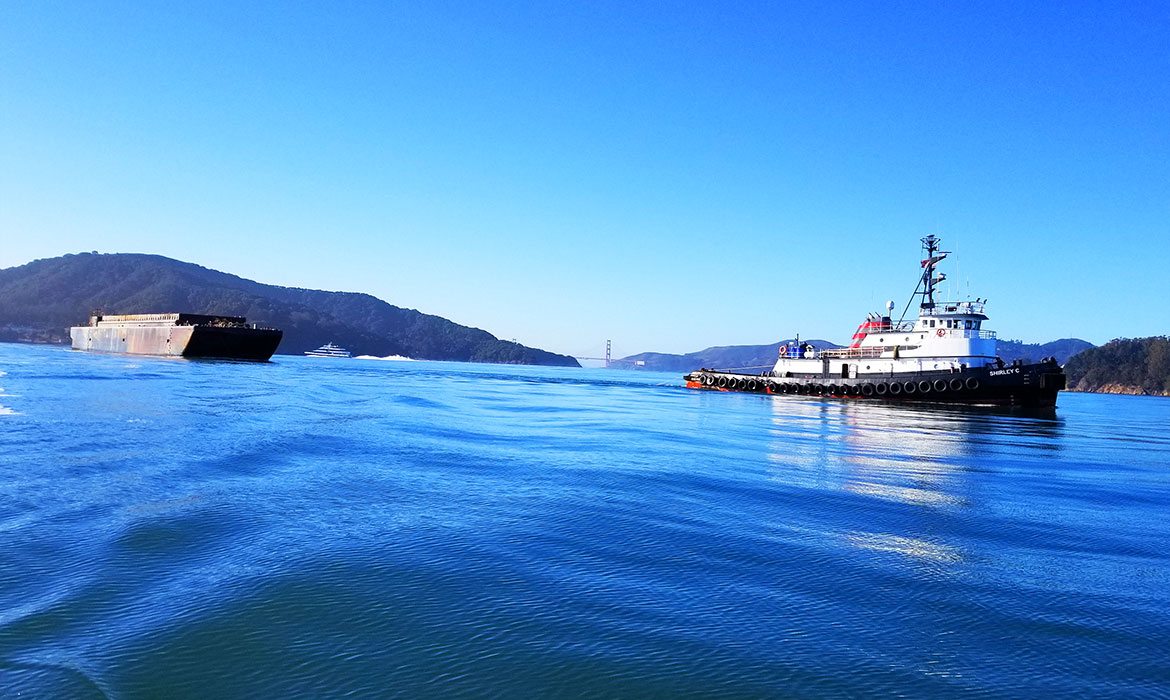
top-left (70, 313), bottom-right (282, 361)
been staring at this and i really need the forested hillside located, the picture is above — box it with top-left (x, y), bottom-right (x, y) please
top-left (1065, 337), bottom-right (1170, 396)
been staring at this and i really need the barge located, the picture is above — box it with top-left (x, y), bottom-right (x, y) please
top-left (70, 313), bottom-right (283, 361)
top-left (684, 236), bottom-right (1066, 407)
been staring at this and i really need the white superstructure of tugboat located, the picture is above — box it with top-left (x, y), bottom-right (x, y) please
top-left (304, 342), bottom-right (352, 358)
top-left (684, 236), bottom-right (1066, 407)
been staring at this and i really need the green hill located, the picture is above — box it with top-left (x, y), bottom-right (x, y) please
top-left (1065, 337), bottom-right (1170, 396)
top-left (0, 252), bottom-right (579, 367)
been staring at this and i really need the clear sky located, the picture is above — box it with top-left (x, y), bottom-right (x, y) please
top-left (2, 2), bottom-right (1167, 358)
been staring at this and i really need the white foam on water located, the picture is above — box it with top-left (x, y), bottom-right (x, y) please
top-left (355, 355), bottom-right (416, 362)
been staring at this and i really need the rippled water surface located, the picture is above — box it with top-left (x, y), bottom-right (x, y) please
top-left (2, 343), bottom-right (1169, 699)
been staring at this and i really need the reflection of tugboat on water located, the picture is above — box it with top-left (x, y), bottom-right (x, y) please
top-left (304, 342), bottom-right (352, 358)
top-left (685, 236), bottom-right (1066, 407)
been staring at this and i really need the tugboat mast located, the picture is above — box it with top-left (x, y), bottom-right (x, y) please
top-left (919, 234), bottom-right (950, 310)
top-left (896, 234), bottom-right (951, 325)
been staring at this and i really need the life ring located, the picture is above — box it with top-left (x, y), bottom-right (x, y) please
top-left (918, 380), bottom-right (931, 393)
top-left (903, 381), bottom-right (916, 394)
top-left (888, 382), bottom-right (903, 395)
top-left (875, 382), bottom-right (889, 395)
top-left (949, 378), bottom-right (964, 391)
top-left (965, 377), bottom-right (980, 390)
top-left (778, 344), bottom-right (788, 356)
top-left (933, 379), bottom-right (947, 392)
top-left (861, 384), bottom-right (875, 396)
top-left (936, 329), bottom-right (946, 337)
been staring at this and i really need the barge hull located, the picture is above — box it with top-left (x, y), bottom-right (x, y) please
top-left (70, 313), bottom-right (283, 361)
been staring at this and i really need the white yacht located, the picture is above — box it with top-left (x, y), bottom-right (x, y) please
top-left (304, 342), bottom-right (352, 358)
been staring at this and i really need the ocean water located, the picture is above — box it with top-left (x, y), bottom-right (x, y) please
top-left (1, 342), bottom-right (1168, 699)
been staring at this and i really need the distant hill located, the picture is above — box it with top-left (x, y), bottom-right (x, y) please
top-left (619, 339), bottom-right (840, 373)
top-left (0, 252), bottom-right (579, 367)
top-left (996, 338), bottom-right (1094, 365)
top-left (1065, 337), bottom-right (1170, 396)
top-left (621, 336), bottom-right (1095, 373)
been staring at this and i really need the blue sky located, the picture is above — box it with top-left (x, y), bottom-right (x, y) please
top-left (2, 2), bottom-right (1167, 358)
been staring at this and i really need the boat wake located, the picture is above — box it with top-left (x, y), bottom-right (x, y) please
top-left (354, 355), bottom-right (416, 362)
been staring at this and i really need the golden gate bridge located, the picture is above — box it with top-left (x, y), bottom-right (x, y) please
top-left (574, 340), bottom-right (644, 368)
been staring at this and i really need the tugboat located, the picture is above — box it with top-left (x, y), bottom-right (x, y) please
top-left (304, 342), bottom-right (352, 358)
top-left (684, 236), bottom-right (1066, 407)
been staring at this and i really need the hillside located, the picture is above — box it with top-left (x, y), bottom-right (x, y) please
top-left (619, 340), bottom-right (840, 373)
top-left (0, 253), bottom-right (579, 367)
top-left (1064, 337), bottom-right (1170, 396)
top-left (996, 338), bottom-right (1094, 365)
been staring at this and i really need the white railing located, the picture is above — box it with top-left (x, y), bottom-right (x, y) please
top-left (932, 329), bottom-right (996, 339)
top-left (820, 347), bottom-right (885, 359)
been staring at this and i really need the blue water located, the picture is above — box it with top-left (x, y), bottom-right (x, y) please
top-left (2, 343), bottom-right (1169, 699)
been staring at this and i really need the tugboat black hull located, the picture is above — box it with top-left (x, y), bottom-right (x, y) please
top-left (685, 360), bottom-right (1065, 408)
